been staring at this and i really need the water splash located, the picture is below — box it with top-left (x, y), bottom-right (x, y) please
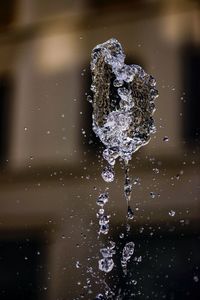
top-left (90, 38), bottom-right (157, 218)
top-left (89, 38), bottom-right (158, 297)
top-left (91, 38), bottom-right (157, 162)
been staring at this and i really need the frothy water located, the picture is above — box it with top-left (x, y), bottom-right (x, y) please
top-left (89, 38), bottom-right (158, 298)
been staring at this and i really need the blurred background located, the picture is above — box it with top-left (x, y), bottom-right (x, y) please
top-left (0, 0), bottom-right (200, 299)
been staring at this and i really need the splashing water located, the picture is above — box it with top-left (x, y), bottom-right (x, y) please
top-left (89, 38), bottom-right (158, 297)
top-left (90, 38), bottom-right (157, 157)
top-left (90, 38), bottom-right (157, 215)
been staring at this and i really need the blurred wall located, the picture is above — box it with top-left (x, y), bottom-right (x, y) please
top-left (0, 1), bottom-right (199, 299)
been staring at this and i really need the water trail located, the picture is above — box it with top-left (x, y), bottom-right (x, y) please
top-left (89, 38), bottom-right (158, 297)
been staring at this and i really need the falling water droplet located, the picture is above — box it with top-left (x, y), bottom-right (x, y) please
top-left (96, 193), bottom-right (109, 206)
top-left (98, 258), bottom-right (114, 273)
top-left (101, 167), bottom-right (114, 182)
top-left (133, 178), bottom-right (140, 185)
top-left (127, 205), bottom-right (134, 220)
top-left (169, 210), bottom-right (176, 217)
top-left (99, 223), bottom-right (109, 235)
top-left (95, 293), bottom-right (105, 300)
top-left (153, 168), bottom-right (159, 174)
top-left (119, 233), bottom-right (125, 239)
top-left (76, 261), bottom-right (81, 268)
top-left (163, 136), bottom-right (169, 142)
top-left (150, 192), bottom-right (156, 199)
top-left (121, 242), bottom-right (135, 272)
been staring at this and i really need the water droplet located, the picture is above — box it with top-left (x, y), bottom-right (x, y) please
top-left (119, 233), bottom-right (124, 239)
top-left (76, 261), bottom-right (81, 268)
top-left (96, 193), bottom-right (108, 206)
top-left (98, 208), bottom-right (104, 215)
top-left (153, 168), bottom-right (159, 174)
top-left (139, 227), bottom-right (144, 233)
top-left (134, 255), bottom-right (142, 262)
top-left (124, 181), bottom-right (132, 200)
top-left (99, 223), bottom-right (109, 235)
top-left (127, 205), bottom-right (134, 219)
top-left (150, 192), bottom-right (156, 199)
top-left (169, 210), bottom-right (176, 217)
top-left (108, 241), bottom-right (116, 249)
top-left (95, 294), bottom-right (105, 300)
top-left (126, 223), bottom-right (131, 232)
top-left (98, 258), bottom-right (114, 273)
top-left (113, 79), bottom-right (123, 87)
top-left (100, 247), bottom-right (116, 258)
top-left (133, 178), bottom-right (140, 185)
top-left (121, 242), bottom-right (135, 270)
top-left (99, 215), bottom-right (110, 226)
top-left (87, 95), bottom-right (92, 103)
top-left (193, 275), bottom-right (199, 283)
top-left (163, 136), bottom-right (169, 142)
top-left (103, 149), bottom-right (118, 166)
top-left (131, 279), bottom-right (138, 285)
top-left (101, 167), bottom-right (114, 182)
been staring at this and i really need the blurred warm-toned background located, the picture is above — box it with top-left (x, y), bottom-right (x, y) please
top-left (0, 0), bottom-right (200, 299)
